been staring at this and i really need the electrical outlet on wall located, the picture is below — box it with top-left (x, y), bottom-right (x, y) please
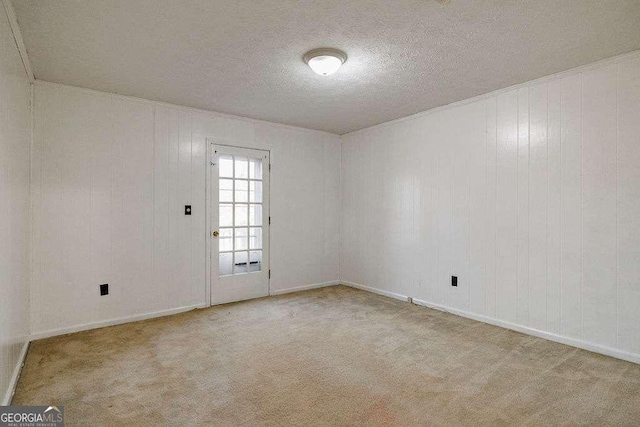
top-left (100, 284), bottom-right (109, 296)
top-left (451, 276), bottom-right (458, 287)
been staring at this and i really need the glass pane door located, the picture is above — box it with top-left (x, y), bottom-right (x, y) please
top-left (218, 154), bottom-right (264, 276)
top-left (210, 143), bottom-right (270, 306)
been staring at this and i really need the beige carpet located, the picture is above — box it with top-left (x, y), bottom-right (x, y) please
top-left (13, 285), bottom-right (640, 426)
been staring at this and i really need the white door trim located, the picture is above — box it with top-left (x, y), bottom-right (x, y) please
top-left (206, 139), bottom-right (271, 306)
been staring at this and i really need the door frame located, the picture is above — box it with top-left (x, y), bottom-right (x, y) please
top-left (205, 139), bottom-right (271, 306)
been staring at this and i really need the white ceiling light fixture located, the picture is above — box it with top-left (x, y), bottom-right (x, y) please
top-left (303, 48), bottom-right (347, 76)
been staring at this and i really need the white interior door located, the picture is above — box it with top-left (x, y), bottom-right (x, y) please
top-left (210, 144), bottom-right (270, 305)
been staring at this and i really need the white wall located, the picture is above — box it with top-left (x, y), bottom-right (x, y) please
top-left (30, 81), bottom-right (341, 337)
top-left (341, 51), bottom-right (640, 363)
top-left (0, 4), bottom-right (31, 405)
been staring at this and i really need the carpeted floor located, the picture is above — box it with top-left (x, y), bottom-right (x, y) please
top-left (13, 285), bottom-right (640, 426)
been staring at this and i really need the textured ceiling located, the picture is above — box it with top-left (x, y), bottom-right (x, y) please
top-left (13, 0), bottom-right (640, 134)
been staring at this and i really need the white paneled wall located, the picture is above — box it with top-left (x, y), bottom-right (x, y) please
top-left (31, 81), bottom-right (341, 337)
top-left (0, 6), bottom-right (31, 404)
top-left (341, 52), bottom-right (640, 363)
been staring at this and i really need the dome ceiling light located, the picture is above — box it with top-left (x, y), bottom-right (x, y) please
top-left (303, 48), bottom-right (347, 76)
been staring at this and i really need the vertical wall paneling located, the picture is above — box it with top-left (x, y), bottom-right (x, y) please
top-left (468, 101), bottom-right (488, 316)
top-left (546, 79), bottom-right (562, 334)
top-left (341, 52), bottom-right (640, 362)
top-left (582, 64), bottom-right (617, 348)
top-left (178, 111), bottom-right (192, 307)
top-left (153, 107), bottom-right (170, 312)
top-left (495, 90), bottom-right (519, 323)
top-left (450, 105), bottom-right (471, 311)
top-left (485, 97), bottom-right (498, 318)
top-left (436, 111), bottom-right (453, 307)
top-left (617, 56), bottom-right (640, 355)
top-left (191, 114), bottom-right (208, 306)
top-left (0, 5), bottom-right (31, 404)
top-left (62, 90), bottom-right (92, 324)
top-left (30, 82), bottom-right (341, 336)
top-left (517, 87), bottom-right (530, 325)
top-left (560, 73), bottom-right (583, 339)
top-left (168, 109), bottom-right (180, 305)
top-left (38, 85), bottom-right (64, 328)
top-left (528, 83), bottom-right (548, 331)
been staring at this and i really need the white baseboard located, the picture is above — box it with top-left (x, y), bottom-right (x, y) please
top-left (30, 282), bottom-right (343, 341)
top-left (270, 280), bottom-right (341, 296)
top-left (2, 341), bottom-right (29, 405)
top-left (30, 304), bottom-right (207, 341)
top-left (30, 283), bottom-right (343, 341)
top-left (343, 281), bottom-right (640, 365)
top-left (342, 280), bottom-right (409, 302)
top-left (410, 297), bottom-right (640, 365)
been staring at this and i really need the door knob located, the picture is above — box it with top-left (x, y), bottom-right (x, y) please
top-left (212, 230), bottom-right (219, 237)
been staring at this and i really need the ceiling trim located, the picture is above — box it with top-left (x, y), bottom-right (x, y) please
top-left (2, 0), bottom-right (34, 82)
top-left (343, 48), bottom-right (640, 138)
top-left (33, 80), bottom-right (341, 137)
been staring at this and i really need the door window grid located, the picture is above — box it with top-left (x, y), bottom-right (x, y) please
top-left (219, 155), bottom-right (263, 276)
